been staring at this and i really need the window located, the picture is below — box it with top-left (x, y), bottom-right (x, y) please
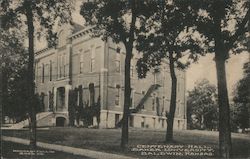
top-left (130, 89), bottom-right (135, 108)
top-left (177, 104), bottom-right (181, 115)
top-left (130, 65), bottom-right (134, 77)
top-left (152, 99), bottom-right (155, 111)
top-left (115, 48), bottom-right (121, 72)
top-left (153, 117), bottom-right (156, 128)
top-left (115, 60), bottom-right (120, 72)
top-left (115, 54), bottom-right (120, 72)
top-left (35, 62), bottom-right (38, 82)
top-left (90, 58), bottom-right (95, 72)
top-left (89, 83), bottom-right (95, 106)
top-left (80, 54), bottom-right (84, 73)
top-left (59, 55), bottom-right (63, 78)
top-left (57, 56), bottom-right (60, 78)
top-left (115, 84), bottom-right (120, 106)
top-left (58, 54), bottom-right (66, 78)
top-left (129, 116), bottom-right (134, 127)
top-left (42, 64), bottom-right (45, 83)
top-left (63, 54), bottom-right (66, 77)
top-left (178, 82), bottom-right (180, 92)
top-left (90, 46), bottom-right (95, 72)
top-left (152, 93), bottom-right (156, 111)
top-left (37, 66), bottom-right (41, 83)
top-left (115, 114), bottom-right (120, 126)
top-left (178, 120), bottom-right (181, 130)
top-left (162, 96), bottom-right (165, 115)
top-left (49, 60), bottom-right (52, 81)
top-left (141, 117), bottom-right (145, 128)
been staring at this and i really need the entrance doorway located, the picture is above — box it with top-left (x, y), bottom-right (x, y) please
top-left (56, 117), bottom-right (66, 126)
top-left (115, 114), bottom-right (120, 127)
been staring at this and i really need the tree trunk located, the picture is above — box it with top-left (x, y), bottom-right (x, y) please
top-left (213, 4), bottom-right (232, 156)
top-left (0, 69), bottom-right (2, 125)
top-left (215, 58), bottom-right (232, 158)
top-left (166, 52), bottom-right (177, 142)
top-left (120, 0), bottom-right (136, 149)
top-left (25, 3), bottom-right (37, 149)
top-left (2, 69), bottom-right (8, 123)
top-left (121, 46), bottom-right (132, 149)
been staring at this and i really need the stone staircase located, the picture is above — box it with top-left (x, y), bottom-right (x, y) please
top-left (7, 112), bottom-right (53, 129)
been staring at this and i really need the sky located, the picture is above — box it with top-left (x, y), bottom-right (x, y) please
top-left (186, 53), bottom-right (249, 96)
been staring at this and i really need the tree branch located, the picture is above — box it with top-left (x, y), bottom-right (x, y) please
top-left (228, 8), bottom-right (250, 49)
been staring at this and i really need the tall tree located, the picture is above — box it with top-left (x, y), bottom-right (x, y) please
top-left (1, 0), bottom-right (73, 148)
top-left (0, 29), bottom-right (28, 123)
top-left (136, 0), bottom-right (203, 142)
top-left (80, 0), bottom-right (157, 148)
top-left (186, 0), bottom-right (249, 157)
top-left (187, 79), bottom-right (218, 130)
top-left (232, 61), bottom-right (250, 132)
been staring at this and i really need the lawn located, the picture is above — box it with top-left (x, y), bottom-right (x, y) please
top-left (2, 128), bottom-right (250, 159)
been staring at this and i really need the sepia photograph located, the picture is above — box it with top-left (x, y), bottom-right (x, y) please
top-left (1, 0), bottom-right (249, 158)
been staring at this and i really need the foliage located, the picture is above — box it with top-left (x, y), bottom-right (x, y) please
top-left (187, 79), bottom-right (218, 130)
top-left (68, 87), bottom-right (101, 128)
top-left (233, 62), bottom-right (250, 105)
top-left (0, 29), bottom-right (28, 122)
top-left (136, 0), bottom-right (204, 78)
top-left (68, 88), bottom-right (77, 127)
top-left (232, 62), bottom-right (250, 132)
top-left (1, 0), bottom-right (74, 148)
top-left (230, 103), bottom-right (249, 133)
top-left (80, 96), bottom-right (101, 127)
top-left (1, 0), bottom-right (74, 47)
top-left (186, 0), bottom-right (249, 55)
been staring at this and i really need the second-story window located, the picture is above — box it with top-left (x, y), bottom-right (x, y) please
top-left (115, 48), bottom-right (121, 72)
top-left (80, 53), bottom-right (84, 74)
top-left (58, 54), bottom-right (66, 78)
top-left (90, 46), bottom-right (95, 72)
top-left (115, 84), bottom-right (120, 106)
top-left (63, 54), bottom-right (66, 77)
top-left (115, 55), bottom-right (121, 73)
top-left (130, 88), bottom-right (135, 108)
top-left (59, 55), bottom-right (63, 78)
top-left (178, 81), bottom-right (180, 92)
top-left (152, 93), bottom-right (156, 111)
top-left (42, 63), bottom-right (45, 83)
top-left (177, 100), bottom-right (181, 115)
top-left (49, 60), bottom-right (52, 81)
top-left (130, 65), bottom-right (134, 77)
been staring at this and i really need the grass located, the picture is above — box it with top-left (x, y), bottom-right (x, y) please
top-left (1, 141), bottom-right (92, 159)
top-left (2, 128), bottom-right (250, 159)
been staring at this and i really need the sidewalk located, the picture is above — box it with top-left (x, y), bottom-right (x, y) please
top-left (2, 136), bottom-right (137, 159)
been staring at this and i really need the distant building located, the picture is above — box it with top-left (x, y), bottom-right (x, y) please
top-left (34, 23), bottom-right (187, 130)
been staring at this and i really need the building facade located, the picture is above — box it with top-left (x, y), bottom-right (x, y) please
top-left (34, 23), bottom-right (187, 130)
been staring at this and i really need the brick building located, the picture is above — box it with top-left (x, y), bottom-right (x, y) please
top-left (34, 23), bottom-right (187, 130)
